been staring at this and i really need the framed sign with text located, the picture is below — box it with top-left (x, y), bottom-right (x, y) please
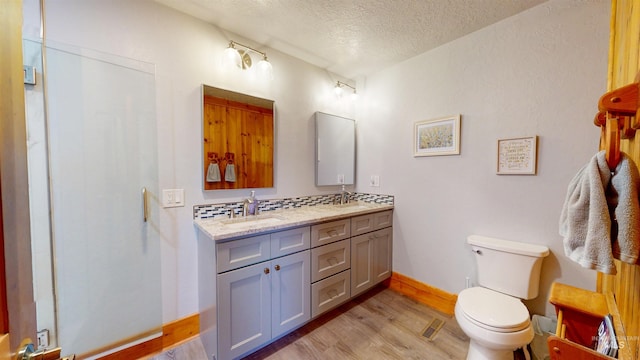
top-left (497, 136), bottom-right (538, 175)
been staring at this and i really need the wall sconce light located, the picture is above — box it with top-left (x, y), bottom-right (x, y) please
top-left (334, 81), bottom-right (357, 100)
top-left (223, 40), bottom-right (273, 80)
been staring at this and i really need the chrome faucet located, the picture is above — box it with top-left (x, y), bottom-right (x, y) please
top-left (242, 190), bottom-right (258, 216)
top-left (339, 185), bottom-right (352, 205)
top-left (242, 197), bottom-right (254, 216)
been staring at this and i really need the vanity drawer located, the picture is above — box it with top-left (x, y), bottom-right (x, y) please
top-left (271, 226), bottom-right (310, 258)
top-left (216, 234), bottom-right (271, 273)
top-left (311, 239), bottom-right (350, 283)
top-left (311, 270), bottom-right (351, 318)
top-left (351, 210), bottom-right (393, 236)
top-left (311, 219), bottom-right (350, 247)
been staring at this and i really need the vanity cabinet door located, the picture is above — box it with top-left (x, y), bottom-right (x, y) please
top-left (217, 262), bottom-right (271, 360)
top-left (351, 210), bottom-right (393, 237)
top-left (372, 227), bottom-right (392, 283)
top-left (351, 233), bottom-right (374, 297)
top-left (351, 227), bottom-right (393, 297)
top-left (311, 219), bottom-right (350, 247)
top-left (351, 214), bottom-right (375, 237)
top-left (270, 227), bottom-right (310, 258)
top-left (372, 210), bottom-right (393, 230)
top-left (271, 250), bottom-right (311, 338)
top-left (216, 234), bottom-right (271, 273)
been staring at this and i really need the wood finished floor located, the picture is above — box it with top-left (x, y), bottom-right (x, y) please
top-left (244, 286), bottom-right (470, 360)
top-left (151, 286), bottom-right (539, 359)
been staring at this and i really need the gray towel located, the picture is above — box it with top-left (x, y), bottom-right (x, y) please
top-left (608, 153), bottom-right (640, 264)
top-left (206, 162), bottom-right (221, 182)
top-left (559, 151), bottom-right (640, 274)
top-left (225, 163), bottom-right (236, 182)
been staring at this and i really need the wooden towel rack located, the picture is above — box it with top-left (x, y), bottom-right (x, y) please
top-left (594, 81), bottom-right (640, 171)
top-left (547, 282), bottom-right (633, 360)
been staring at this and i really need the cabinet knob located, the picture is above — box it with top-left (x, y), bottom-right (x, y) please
top-left (264, 267), bottom-right (270, 274)
top-left (553, 347), bottom-right (560, 353)
top-left (274, 264), bottom-right (281, 271)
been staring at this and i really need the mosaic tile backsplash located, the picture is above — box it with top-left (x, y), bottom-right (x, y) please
top-left (193, 192), bottom-right (394, 220)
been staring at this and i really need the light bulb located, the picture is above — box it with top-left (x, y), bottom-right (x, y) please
top-left (257, 57), bottom-right (273, 80)
top-left (334, 83), bottom-right (343, 96)
top-left (222, 46), bottom-right (241, 69)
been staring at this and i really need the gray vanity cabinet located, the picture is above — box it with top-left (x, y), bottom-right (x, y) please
top-left (208, 209), bottom-right (393, 360)
top-left (216, 227), bottom-right (311, 360)
top-left (350, 211), bottom-right (393, 297)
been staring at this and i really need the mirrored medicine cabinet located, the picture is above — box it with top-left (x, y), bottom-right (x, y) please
top-left (315, 112), bottom-right (356, 186)
top-left (202, 85), bottom-right (274, 190)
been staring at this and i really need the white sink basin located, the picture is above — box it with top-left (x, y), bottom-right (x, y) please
top-left (220, 215), bottom-right (284, 229)
top-left (333, 202), bottom-right (370, 209)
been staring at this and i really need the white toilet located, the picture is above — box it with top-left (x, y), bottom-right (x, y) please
top-left (455, 235), bottom-right (549, 360)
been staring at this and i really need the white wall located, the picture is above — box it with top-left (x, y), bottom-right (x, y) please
top-left (39, 0), bottom-right (610, 334)
top-left (42, 0), bottom-right (356, 325)
top-left (357, 0), bottom-right (609, 315)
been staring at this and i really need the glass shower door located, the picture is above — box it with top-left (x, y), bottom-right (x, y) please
top-left (45, 44), bottom-right (161, 357)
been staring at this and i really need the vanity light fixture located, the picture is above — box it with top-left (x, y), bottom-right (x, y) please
top-left (334, 81), bottom-right (357, 100)
top-left (223, 40), bottom-right (273, 80)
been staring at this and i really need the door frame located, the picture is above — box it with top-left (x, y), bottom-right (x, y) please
top-left (0, 0), bottom-right (38, 350)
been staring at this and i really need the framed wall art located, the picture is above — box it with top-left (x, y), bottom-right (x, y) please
top-left (497, 136), bottom-right (538, 175)
top-left (413, 114), bottom-right (461, 157)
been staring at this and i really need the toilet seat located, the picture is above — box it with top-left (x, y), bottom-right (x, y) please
top-left (458, 287), bottom-right (530, 333)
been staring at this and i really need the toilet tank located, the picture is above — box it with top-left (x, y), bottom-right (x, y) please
top-left (468, 235), bottom-right (549, 300)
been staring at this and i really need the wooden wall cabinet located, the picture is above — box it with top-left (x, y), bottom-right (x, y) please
top-left (202, 86), bottom-right (274, 191)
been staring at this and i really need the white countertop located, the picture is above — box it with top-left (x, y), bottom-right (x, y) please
top-left (194, 202), bottom-right (394, 242)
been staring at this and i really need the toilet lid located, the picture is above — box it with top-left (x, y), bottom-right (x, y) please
top-left (458, 287), bottom-right (530, 332)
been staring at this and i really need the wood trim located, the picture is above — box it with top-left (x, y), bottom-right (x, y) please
top-left (161, 313), bottom-right (200, 347)
top-left (1, 0), bottom-right (37, 349)
top-left (0, 334), bottom-right (9, 360)
top-left (0, 176), bottom-right (7, 335)
top-left (597, 1), bottom-right (640, 359)
top-left (94, 337), bottom-right (162, 360)
top-left (385, 272), bottom-right (457, 315)
top-left (94, 313), bottom-right (200, 360)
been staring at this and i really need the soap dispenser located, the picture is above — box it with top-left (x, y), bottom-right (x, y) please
top-left (248, 190), bottom-right (257, 215)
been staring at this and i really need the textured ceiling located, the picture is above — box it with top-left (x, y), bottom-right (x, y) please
top-left (155, 0), bottom-right (548, 79)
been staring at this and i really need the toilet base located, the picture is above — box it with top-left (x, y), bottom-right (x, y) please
top-left (466, 339), bottom-right (514, 360)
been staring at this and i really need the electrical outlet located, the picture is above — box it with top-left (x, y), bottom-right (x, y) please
top-left (37, 329), bottom-right (49, 349)
top-left (370, 175), bottom-right (380, 187)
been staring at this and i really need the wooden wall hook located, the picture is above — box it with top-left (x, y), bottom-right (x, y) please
top-left (595, 81), bottom-right (640, 171)
top-left (604, 116), bottom-right (621, 171)
top-left (598, 82), bottom-right (639, 116)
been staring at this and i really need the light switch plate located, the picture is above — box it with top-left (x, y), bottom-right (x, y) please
top-left (370, 175), bottom-right (380, 187)
top-left (162, 189), bottom-right (185, 208)
top-left (24, 65), bottom-right (36, 85)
